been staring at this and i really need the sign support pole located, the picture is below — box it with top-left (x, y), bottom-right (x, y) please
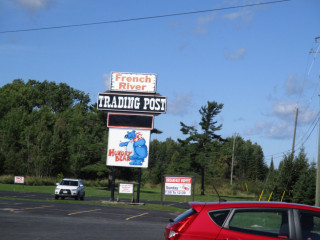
top-left (136, 168), bottom-right (142, 203)
top-left (111, 167), bottom-right (116, 201)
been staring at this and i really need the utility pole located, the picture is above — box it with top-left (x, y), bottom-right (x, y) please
top-left (291, 108), bottom-right (298, 159)
top-left (230, 133), bottom-right (236, 185)
top-left (316, 94), bottom-right (320, 207)
top-left (313, 36), bottom-right (320, 206)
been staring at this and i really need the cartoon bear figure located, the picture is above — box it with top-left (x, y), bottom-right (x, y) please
top-left (119, 130), bottom-right (148, 166)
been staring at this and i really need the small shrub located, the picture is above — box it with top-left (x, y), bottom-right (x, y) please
top-left (0, 175), bottom-right (14, 184)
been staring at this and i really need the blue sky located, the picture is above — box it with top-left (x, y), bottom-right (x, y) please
top-left (1, 0), bottom-right (320, 168)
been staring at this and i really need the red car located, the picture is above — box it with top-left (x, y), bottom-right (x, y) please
top-left (164, 201), bottom-right (320, 240)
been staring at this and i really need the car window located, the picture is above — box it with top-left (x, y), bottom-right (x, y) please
top-left (173, 208), bottom-right (197, 224)
top-left (70, 181), bottom-right (78, 186)
top-left (299, 210), bottom-right (320, 240)
top-left (61, 180), bottom-right (69, 185)
top-left (228, 209), bottom-right (289, 238)
top-left (209, 210), bottom-right (230, 227)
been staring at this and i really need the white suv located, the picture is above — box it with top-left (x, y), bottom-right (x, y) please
top-left (54, 178), bottom-right (85, 200)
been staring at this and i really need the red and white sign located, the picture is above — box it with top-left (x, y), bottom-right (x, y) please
top-left (165, 176), bottom-right (192, 196)
top-left (110, 72), bottom-right (157, 93)
top-left (14, 176), bottom-right (24, 184)
top-left (119, 183), bottom-right (134, 194)
top-left (107, 128), bottom-right (150, 168)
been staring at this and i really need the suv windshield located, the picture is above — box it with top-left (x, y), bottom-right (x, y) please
top-left (61, 180), bottom-right (78, 186)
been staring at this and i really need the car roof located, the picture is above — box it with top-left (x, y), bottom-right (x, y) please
top-left (189, 201), bottom-right (320, 213)
top-left (62, 178), bottom-right (81, 181)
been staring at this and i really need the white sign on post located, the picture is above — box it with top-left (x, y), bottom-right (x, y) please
top-left (164, 176), bottom-right (192, 196)
top-left (14, 176), bottom-right (24, 184)
top-left (110, 72), bottom-right (157, 93)
top-left (107, 128), bottom-right (150, 168)
top-left (119, 183), bottom-right (134, 194)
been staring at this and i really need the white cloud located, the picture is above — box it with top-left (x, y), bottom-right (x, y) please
top-left (273, 101), bottom-right (297, 121)
top-left (244, 121), bottom-right (270, 136)
top-left (265, 122), bottom-right (292, 139)
top-left (167, 93), bottom-right (193, 116)
top-left (192, 14), bottom-right (216, 35)
top-left (284, 74), bottom-right (303, 96)
top-left (223, 9), bottom-right (253, 22)
top-left (272, 101), bottom-right (316, 124)
top-left (299, 108), bottom-right (317, 123)
top-left (14, 0), bottom-right (52, 13)
top-left (224, 48), bottom-right (246, 60)
top-left (193, 25), bottom-right (208, 35)
top-left (244, 121), bottom-right (292, 140)
top-left (197, 14), bottom-right (216, 25)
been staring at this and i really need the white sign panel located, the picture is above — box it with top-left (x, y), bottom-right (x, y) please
top-left (107, 128), bottom-right (150, 168)
top-left (165, 176), bottom-right (192, 196)
top-left (119, 183), bottom-right (134, 194)
top-left (14, 176), bottom-right (24, 184)
top-left (111, 72), bottom-right (157, 93)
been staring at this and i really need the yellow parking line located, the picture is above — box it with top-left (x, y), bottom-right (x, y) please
top-left (10, 205), bottom-right (53, 212)
top-left (68, 209), bottom-right (101, 216)
top-left (126, 212), bottom-right (148, 221)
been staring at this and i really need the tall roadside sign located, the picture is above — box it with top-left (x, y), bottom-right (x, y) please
top-left (97, 72), bottom-right (167, 202)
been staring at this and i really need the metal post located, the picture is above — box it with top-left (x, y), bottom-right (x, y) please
top-left (231, 133), bottom-right (236, 185)
top-left (291, 108), bottom-right (298, 159)
top-left (136, 168), bottom-right (142, 203)
top-left (161, 175), bottom-right (164, 205)
top-left (316, 95), bottom-right (320, 206)
top-left (111, 167), bottom-right (116, 201)
top-left (201, 167), bottom-right (205, 195)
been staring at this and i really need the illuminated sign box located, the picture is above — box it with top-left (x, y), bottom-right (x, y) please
top-left (108, 113), bottom-right (154, 129)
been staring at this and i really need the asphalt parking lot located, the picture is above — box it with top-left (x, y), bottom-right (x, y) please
top-left (0, 190), bottom-right (190, 208)
top-left (0, 191), bottom-right (182, 240)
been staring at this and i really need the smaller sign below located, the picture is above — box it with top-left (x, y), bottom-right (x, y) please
top-left (164, 176), bottom-right (192, 196)
top-left (14, 176), bottom-right (24, 184)
top-left (108, 113), bottom-right (153, 129)
top-left (111, 72), bottom-right (157, 93)
top-left (119, 183), bottom-right (134, 194)
top-left (107, 128), bottom-right (150, 168)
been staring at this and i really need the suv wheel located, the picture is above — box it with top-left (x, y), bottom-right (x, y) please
top-left (54, 195), bottom-right (59, 200)
top-left (80, 193), bottom-right (85, 201)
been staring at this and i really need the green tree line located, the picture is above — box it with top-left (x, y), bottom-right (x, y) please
top-left (0, 80), bottom-right (316, 205)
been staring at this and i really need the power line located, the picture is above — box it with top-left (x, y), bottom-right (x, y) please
top-left (0, 0), bottom-right (291, 34)
top-left (266, 39), bottom-right (320, 162)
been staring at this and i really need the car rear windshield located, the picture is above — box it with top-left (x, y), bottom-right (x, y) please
top-left (173, 208), bottom-right (197, 223)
